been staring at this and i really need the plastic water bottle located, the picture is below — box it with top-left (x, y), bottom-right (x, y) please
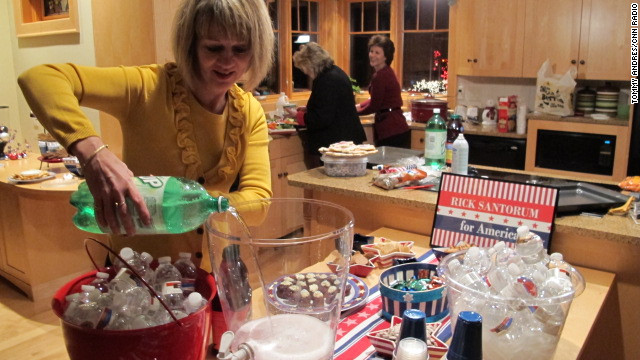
top-left (174, 252), bottom-right (197, 295)
top-left (113, 247), bottom-right (151, 282)
top-left (109, 268), bottom-right (140, 293)
top-left (424, 108), bottom-right (447, 170)
top-left (70, 176), bottom-right (230, 234)
top-left (140, 251), bottom-right (155, 284)
top-left (64, 285), bottom-right (109, 329)
top-left (183, 292), bottom-right (207, 314)
top-left (514, 226), bottom-right (545, 264)
top-left (154, 256), bottom-right (182, 293)
top-left (451, 133), bottom-right (469, 175)
top-left (91, 271), bottom-right (110, 293)
top-left (275, 92), bottom-right (289, 118)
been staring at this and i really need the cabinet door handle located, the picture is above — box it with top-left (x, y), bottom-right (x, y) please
top-left (278, 173), bottom-right (283, 178)
top-left (473, 58), bottom-right (478, 63)
top-left (571, 59), bottom-right (577, 64)
top-left (580, 60), bottom-right (585, 65)
top-left (284, 172), bottom-right (289, 177)
top-left (467, 58), bottom-right (472, 63)
top-left (420, 138), bottom-right (424, 144)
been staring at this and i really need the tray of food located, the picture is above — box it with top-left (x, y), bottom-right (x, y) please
top-left (9, 170), bottom-right (55, 184)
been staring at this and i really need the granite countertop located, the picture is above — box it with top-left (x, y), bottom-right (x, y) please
top-left (288, 168), bottom-right (640, 246)
top-left (527, 112), bottom-right (630, 126)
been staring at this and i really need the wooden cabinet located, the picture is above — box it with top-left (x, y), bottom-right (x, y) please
top-left (454, 0), bottom-right (525, 77)
top-left (269, 135), bottom-right (306, 199)
top-left (523, 0), bottom-right (631, 80)
top-left (411, 129), bottom-right (426, 151)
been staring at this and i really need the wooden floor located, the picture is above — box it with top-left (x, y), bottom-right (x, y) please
top-left (0, 276), bottom-right (69, 359)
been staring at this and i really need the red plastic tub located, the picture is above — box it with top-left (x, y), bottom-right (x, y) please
top-left (52, 267), bottom-right (215, 360)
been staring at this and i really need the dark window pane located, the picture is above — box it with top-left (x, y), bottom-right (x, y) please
top-left (310, 1), bottom-right (318, 32)
top-left (299, 1), bottom-right (309, 31)
top-left (435, 0), bottom-right (449, 29)
top-left (401, 32), bottom-right (449, 89)
top-left (291, 0), bottom-right (299, 31)
top-left (292, 34), bottom-right (318, 92)
top-left (363, 2), bottom-right (377, 31)
top-left (268, 0), bottom-right (278, 30)
top-left (350, 2), bottom-right (362, 32)
top-left (258, 37), bottom-right (279, 95)
top-left (419, 0), bottom-right (434, 30)
top-left (404, 0), bottom-right (417, 30)
top-left (378, 1), bottom-right (390, 31)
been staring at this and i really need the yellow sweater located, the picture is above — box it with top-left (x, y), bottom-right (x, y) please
top-left (18, 63), bottom-right (272, 269)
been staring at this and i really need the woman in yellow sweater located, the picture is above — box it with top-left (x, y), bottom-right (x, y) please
top-left (17, 0), bottom-right (274, 267)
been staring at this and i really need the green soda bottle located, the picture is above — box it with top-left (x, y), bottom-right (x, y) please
top-left (424, 108), bottom-right (447, 170)
top-left (70, 176), bottom-right (229, 234)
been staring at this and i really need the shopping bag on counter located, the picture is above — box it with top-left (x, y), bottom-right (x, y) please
top-left (534, 60), bottom-right (577, 116)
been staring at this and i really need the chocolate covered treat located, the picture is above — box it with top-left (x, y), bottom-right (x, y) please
top-left (325, 285), bottom-right (338, 302)
top-left (299, 289), bottom-right (312, 307)
top-left (276, 280), bottom-right (294, 298)
top-left (312, 290), bottom-right (325, 306)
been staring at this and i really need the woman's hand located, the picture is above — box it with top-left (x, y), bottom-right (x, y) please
top-left (71, 137), bottom-right (151, 236)
top-left (284, 106), bottom-right (298, 117)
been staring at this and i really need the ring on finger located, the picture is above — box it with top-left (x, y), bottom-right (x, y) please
top-left (115, 201), bottom-right (125, 207)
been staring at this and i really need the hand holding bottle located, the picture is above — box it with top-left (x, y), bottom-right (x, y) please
top-left (69, 136), bottom-right (151, 236)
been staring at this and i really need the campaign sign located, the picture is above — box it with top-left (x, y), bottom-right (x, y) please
top-left (430, 173), bottom-right (558, 249)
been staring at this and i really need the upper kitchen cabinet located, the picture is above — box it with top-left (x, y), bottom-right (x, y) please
top-left (454, 0), bottom-right (525, 77)
top-left (523, 0), bottom-right (630, 80)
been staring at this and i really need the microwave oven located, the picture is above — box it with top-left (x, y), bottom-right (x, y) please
top-left (535, 130), bottom-right (616, 176)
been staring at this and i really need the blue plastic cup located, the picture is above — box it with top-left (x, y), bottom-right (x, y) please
top-left (447, 311), bottom-right (483, 360)
top-left (398, 309), bottom-right (427, 344)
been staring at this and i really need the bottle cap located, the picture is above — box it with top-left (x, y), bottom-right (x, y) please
top-left (120, 247), bottom-right (134, 260)
top-left (394, 337), bottom-right (429, 360)
top-left (96, 272), bottom-right (109, 279)
top-left (81, 285), bottom-right (96, 292)
top-left (433, 108), bottom-right (440, 113)
top-left (179, 252), bottom-right (191, 259)
top-left (516, 226), bottom-right (529, 238)
top-left (398, 309), bottom-right (427, 343)
top-left (140, 252), bottom-right (153, 263)
top-left (187, 292), bottom-right (203, 306)
top-left (549, 252), bottom-right (563, 261)
top-left (448, 311), bottom-right (483, 360)
top-left (158, 256), bottom-right (171, 264)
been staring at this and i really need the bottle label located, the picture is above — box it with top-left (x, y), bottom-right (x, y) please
top-left (445, 142), bottom-right (453, 165)
top-left (131, 176), bottom-right (168, 233)
top-left (181, 278), bottom-right (196, 294)
top-left (162, 280), bottom-right (183, 296)
top-left (425, 131), bottom-right (446, 159)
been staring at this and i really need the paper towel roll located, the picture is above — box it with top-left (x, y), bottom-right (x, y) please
top-left (517, 105), bottom-right (527, 135)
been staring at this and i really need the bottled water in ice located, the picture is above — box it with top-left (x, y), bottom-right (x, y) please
top-left (548, 253), bottom-right (570, 273)
top-left (183, 292), bottom-right (207, 314)
top-left (174, 252), bottom-right (197, 295)
top-left (463, 246), bottom-right (491, 274)
top-left (109, 268), bottom-right (140, 293)
top-left (485, 264), bottom-right (515, 293)
top-left (91, 271), bottom-right (110, 293)
top-left (111, 287), bottom-right (152, 318)
top-left (114, 247), bottom-right (154, 284)
top-left (64, 285), bottom-right (109, 329)
top-left (154, 256), bottom-right (182, 292)
top-left (161, 280), bottom-right (185, 310)
top-left (515, 226), bottom-right (545, 264)
top-left (139, 251), bottom-right (155, 284)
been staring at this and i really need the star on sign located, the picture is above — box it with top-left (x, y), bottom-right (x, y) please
top-left (403, 292), bottom-right (414, 302)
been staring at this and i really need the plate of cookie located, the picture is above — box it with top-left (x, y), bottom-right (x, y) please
top-left (318, 141), bottom-right (378, 158)
top-left (9, 170), bottom-right (55, 184)
top-left (266, 272), bottom-right (369, 313)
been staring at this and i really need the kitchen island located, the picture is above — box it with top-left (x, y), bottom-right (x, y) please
top-left (288, 167), bottom-right (639, 359)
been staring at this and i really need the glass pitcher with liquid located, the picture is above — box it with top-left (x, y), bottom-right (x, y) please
top-left (206, 198), bottom-right (354, 360)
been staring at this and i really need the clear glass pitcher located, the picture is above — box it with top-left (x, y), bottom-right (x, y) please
top-left (206, 198), bottom-right (354, 360)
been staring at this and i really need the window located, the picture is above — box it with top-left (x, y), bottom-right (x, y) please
top-left (348, 1), bottom-right (391, 90)
top-left (256, 0), bottom-right (280, 95)
top-left (291, 0), bottom-right (319, 92)
top-left (402, 0), bottom-right (449, 91)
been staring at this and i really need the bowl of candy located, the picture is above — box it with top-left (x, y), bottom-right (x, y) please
top-left (379, 262), bottom-right (448, 322)
top-left (436, 228), bottom-right (585, 360)
top-left (367, 315), bottom-right (448, 359)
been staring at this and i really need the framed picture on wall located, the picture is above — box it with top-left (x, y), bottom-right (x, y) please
top-left (43, 0), bottom-right (70, 20)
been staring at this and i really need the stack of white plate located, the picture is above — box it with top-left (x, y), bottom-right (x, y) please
top-left (595, 85), bottom-right (619, 117)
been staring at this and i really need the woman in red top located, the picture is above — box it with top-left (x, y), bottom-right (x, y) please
top-left (357, 35), bottom-right (410, 148)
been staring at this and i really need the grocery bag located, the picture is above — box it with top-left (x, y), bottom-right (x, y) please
top-left (534, 60), bottom-right (577, 116)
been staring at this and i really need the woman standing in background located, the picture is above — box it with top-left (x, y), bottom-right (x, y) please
top-left (357, 35), bottom-right (410, 148)
top-left (286, 42), bottom-right (366, 168)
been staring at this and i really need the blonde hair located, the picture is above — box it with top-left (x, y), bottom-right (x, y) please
top-left (172, 0), bottom-right (274, 90)
top-left (292, 42), bottom-right (334, 79)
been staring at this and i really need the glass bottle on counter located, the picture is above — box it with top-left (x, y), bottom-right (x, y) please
top-left (446, 114), bottom-right (464, 167)
top-left (70, 176), bottom-right (229, 234)
top-left (424, 108), bottom-right (447, 170)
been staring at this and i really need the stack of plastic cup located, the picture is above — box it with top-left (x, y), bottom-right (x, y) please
top-left (394, 338), bottom-right (429, 360)
top-left (446, 311), bottom-right (483, 360)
